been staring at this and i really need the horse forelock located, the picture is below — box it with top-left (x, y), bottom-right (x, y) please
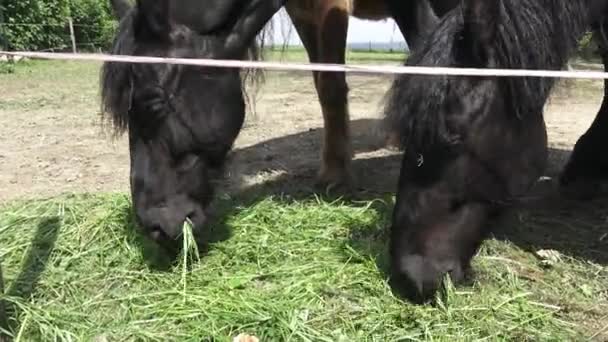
top-left (100, 8), bottom-right (270, 137)
top-left (382, 11), bottom-right (461, 148)
top-left (383, 0), bottom-right (592, 148)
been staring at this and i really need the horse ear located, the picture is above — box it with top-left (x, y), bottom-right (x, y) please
top-left (463, 0), bottom-right (500, 46)
top-left (109, 0), bottom-right (132, 20)
top-left (134, 0), bottom-right (171, 39)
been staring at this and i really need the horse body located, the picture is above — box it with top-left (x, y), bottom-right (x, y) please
top-left (383, 0), bottom-right (608, 301)
top-left (283, 0), bottom-right (458, 189)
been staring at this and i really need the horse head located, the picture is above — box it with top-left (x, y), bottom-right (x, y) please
top-left (102, 0), bottom-right (284, 249)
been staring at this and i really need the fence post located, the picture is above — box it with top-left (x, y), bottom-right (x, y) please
top-left (68, 17), bottom-right (76, 53)
top-left (0, 1), bottom-right (7, 51)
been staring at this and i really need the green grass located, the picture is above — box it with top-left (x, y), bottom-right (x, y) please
top-left (0, 192), bottom-right (606, 341)
top-left (0, 59), bottom-right (101, 112)
top-left (263, 47), bottom-right (406, 64)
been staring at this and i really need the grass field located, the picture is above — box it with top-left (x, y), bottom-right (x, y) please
top-left (0, 50), bottom-right (607, 341)
top-left (264, 47), bottom-right (406, 64)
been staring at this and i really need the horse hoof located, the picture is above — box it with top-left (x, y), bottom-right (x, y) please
top-left (384, 132), bottom-right (404, 151)
top-left (315, 167), bottom-right (354, 194)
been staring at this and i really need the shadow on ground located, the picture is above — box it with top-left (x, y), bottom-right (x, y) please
top-left (226, 119), bottom-right (608, 272)
top-left (1, 217), bottom-right (61, 341)
top-left (118, 118), bottom-right (607, 277)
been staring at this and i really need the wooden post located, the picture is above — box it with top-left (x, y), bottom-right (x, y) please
top-left (68, 17), bottom-right (76, 53)
top-left (0, 2), bottom-right (7, 51)
top-left (389, 22), bottom-right (396, 53)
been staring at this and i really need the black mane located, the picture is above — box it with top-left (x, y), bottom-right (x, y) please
top-left (100, 9), bottom-right (270, 135)
top-left (383, 0), bottom-right (591, 147)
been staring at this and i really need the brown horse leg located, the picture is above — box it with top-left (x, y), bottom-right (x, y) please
top-left (315, 2), bottom-right (353, 189)
top-left (284, 3), bottom-right (320, 78)
top-left (384, 131), bottom-right (403, 150)
top-left (286, 1), bottom-right (352, 190)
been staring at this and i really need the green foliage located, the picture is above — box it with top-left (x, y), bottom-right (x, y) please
top-left (1, 0), bottom-right (70, 51)
top-left (68, 0), bottom-right (117, 51)
top-left (0, 0), bottom-right (116, 51)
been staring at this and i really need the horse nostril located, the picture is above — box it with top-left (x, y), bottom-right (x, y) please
top-left (184, 212), bottom-right (196, 227)
top-left (186, 210), bottom-right (205, 227)
top-left (445, 264), bottom-right (464, 283)
top-left (149, 225), bottom-right (167, 242)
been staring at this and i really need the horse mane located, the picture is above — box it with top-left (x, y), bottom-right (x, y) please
top-left (100, 12), bottom-right (136, 135)
top-left (100, 9), bottom-right (271, 136)
top-left (383, 0), bottom-right (590, 147)
top-left (241, 18), bottom-right (275, 119)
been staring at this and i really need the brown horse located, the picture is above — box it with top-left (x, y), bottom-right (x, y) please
top-left (283, 0), bottom-right (458, 189)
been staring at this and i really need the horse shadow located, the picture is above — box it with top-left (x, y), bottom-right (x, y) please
top-left (491, 148), bottom-right (608, 265)
top-left (1, 217), bottom-right (61, 341)
top-left (122, 118), bottom-right (608, 285)
top-left (228, 120), bottom-right (608, 275)
top-left (228, 118), bottom-right (607, 272)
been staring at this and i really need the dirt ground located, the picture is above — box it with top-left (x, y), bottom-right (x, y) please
top-left (0, 61), bottom-right (604, 203)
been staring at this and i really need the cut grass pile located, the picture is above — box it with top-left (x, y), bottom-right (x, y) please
top-left (0, 193), bottom-right (606, 341)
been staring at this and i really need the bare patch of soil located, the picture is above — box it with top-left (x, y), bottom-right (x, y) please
top-left (0, 61), bottom-right (603, 203)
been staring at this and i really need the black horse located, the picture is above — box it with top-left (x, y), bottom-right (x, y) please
top-left (100, 0), bottom-right (285, 247)
top-left (383, 0), bottom-right (608, 302)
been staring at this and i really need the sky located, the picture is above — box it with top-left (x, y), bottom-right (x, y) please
top-left (267, 8), bottom-right (407, 46)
